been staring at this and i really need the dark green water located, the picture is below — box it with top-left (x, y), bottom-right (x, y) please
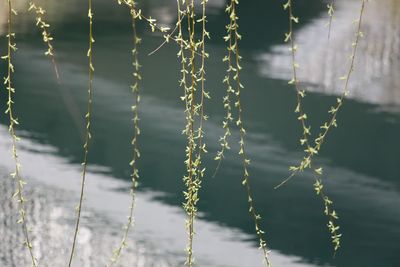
top-left (0, 0), bottom-right (399, 266)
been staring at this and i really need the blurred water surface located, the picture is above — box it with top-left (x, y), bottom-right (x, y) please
top-left (0, 0), bottom-right (399, 266)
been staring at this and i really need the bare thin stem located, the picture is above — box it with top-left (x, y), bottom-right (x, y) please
top-left (67, 0), bottom-right (94, 265)
top-left (108, 1), bottom-right (142, 265)
top-left (327, 0), bottom-right (335, 40)
top-left (4, 1), bottom-right (38, 266)
top-left (147, 11), bottom-right (186, 56)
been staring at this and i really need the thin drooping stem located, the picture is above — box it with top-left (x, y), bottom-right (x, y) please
top-left (314, 0), bottom-right (366, 152)
top-left (177, 0), bottom-right (209, 265)
top-left (175, 7), bottom-right (194, 262)
top-left (313, 174), bottom-right (341, 255)
top-left (225, 1), bottom-right (272, 266)
top-left (147, 15), bottom-right (182, 56)
top-left (3, 2), bottom-right (38, 266)
top-left (184, 2), bottom-right (197, 265)
top-left (276, 0), bottom-right (367, 189)
top-left (28, 1), bottom-right (60, 82)
top-left (284, 0), bottom-right (313, 151)
top-left (185, 0), bottom-right (209, 263)
top-left (195, 0), bottom-right (209, 167)
top-left (108, 1), bottom-right (142, 266)
top-left (277, 0), bottom-right (367, 255)
top-left (213, 3), bottom-right (235, 177)
top-left (67, 0), bottom-right (94, 265)
top-left (274, 0), bottom-right (313, 189)
top-left (327, 0), bottom-right (335, 40)
top-left (176, 0), bottom-right (190, 114)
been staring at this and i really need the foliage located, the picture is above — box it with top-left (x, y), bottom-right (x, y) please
top-left (217, 0), bottom-right (272, 265)
top-left (1, 0), bottom-right (369, 266)
top-left (67, 0), bottom-right (95, 265)
top-left (3, 1), bottom-right (37, 266)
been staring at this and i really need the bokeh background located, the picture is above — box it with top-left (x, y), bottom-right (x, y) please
top-left (0, 0), bottom-right (399, 266)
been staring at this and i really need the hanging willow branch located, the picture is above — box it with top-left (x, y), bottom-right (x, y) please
top-left (28, 1), bottom-right (60, 81)
top-left (213, 4), bottom-right (235, 176)
top-left (175, 0), bottom-right (209, 265)
top-left (272, 0), bottom-right (314, 190)
top-left (327, 0), bottom-right (336, 40)
top-left (2, 1), bottom-right (38, 266)
top-left (108, 1), bottom-right (142, 266)
top-left (67, 0), bottom-right (95, 265)
top-left (284, 0), bottom-right (313, 155)
top-left (277, 0), bottom-right (367, 188)
top-left (215, 0), bottom-right (272, 266)
top-left (277, 0), bottom-right (367, 254)
top-left (0, 0), bottom-right (373, 265)
top-left (310, 1), bottom-right (366, 253)
top-left (313, 171), bottom-right (341, 254)
top-left (182, 1), bottom-right (199, 265)
top-left (194, 0), bottom-right (210, 168)
top-left (176, 0), bottom-right (190, 113)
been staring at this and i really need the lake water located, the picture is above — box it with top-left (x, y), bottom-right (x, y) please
top-left (0, 0), bottom-right (399, 266)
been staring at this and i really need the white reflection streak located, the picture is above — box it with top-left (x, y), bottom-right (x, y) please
top-left (0, 125), bottom-right (323, 267)
top-left (258, 0), bottom-right (400, 108)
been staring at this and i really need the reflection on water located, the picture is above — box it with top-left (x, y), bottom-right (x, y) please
top-left (0, 0), bottom-right (399, 266)
top-left (0, 175), bottom-right (176, 267)
top-left (0, 126), bottom-right (320, 267)
top-left (259, 0), bottom-right (400, 109)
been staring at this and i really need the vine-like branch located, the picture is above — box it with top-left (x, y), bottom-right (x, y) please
top-left (284, 0), bottom-right (313, 153)
top-left (182, 2), bottom-right (198, 265)
top-left (218, 1), bottom-right (272, 266)
top-left (67, 0), bottom-right (95, 265)
top-left (108, 1), bottom-right (142, 266)
top-left (327, 0), bottom-right (335, 40)
top-left (313, 171), bottom-right (341, 254)
top-left (276, 0), bottom-right (367, 190)
top-left (3, 1), bottom-right (38, 266)
top-left (28, 1), bottom-right (60, 82)
top-left (277, 0), bottom-right (367, 254)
